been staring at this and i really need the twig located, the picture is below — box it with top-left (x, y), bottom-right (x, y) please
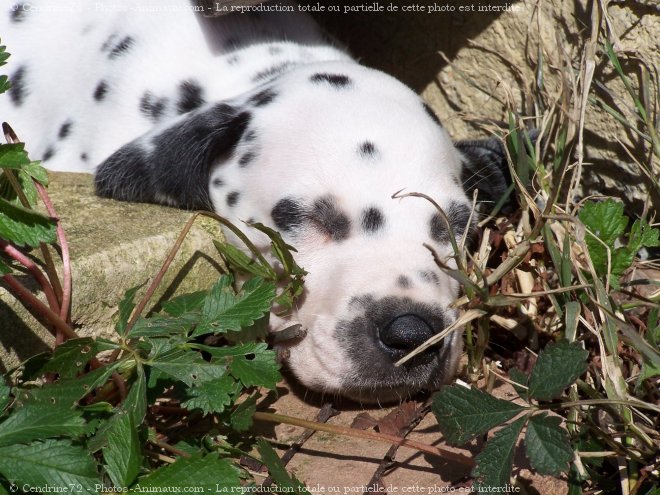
top-left (123, 212), bottom-right (202, 336)
top-left (261, 403), bottom-right (338, 488)
top-left (367, 400), bottom-right (432, 490)
top-left (151, 440), bottom-right (192, 458)
top-left (253, 412), bottom-right (474, 467)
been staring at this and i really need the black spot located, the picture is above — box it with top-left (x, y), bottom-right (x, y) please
top-left (96, 104), bottom-right (251, 210)
top-left (419, 271), bottom-right (440, 284)
top-left (80, 153), bottom-right (89, 162)
top-left (42, 147), bottom-right (55, 162)
top-left (271, 197), bottom-right (305, 233)
top-left (10, 3), bottom-right (27, 22)
top-left (108, 36), bottom-right (134, 59)
top-left (249, 88), bottom-right (277, 107)
top-left (268, 45), bottom-right (283, 55)
top-left (397, 275), bottom-right (411, 289)
top-left (177, 80), bottom-right (205, 114)
top-left (358, 141), bottom-right (377, 158)
top-left (252, 62), bottom-right (293, 83)
top-left (423, 103), bottom-right (441, 126)
top-left (140, 91), bottom-right (168, 122)
top-left (310, 73), bottom-right (352, 88)
top-left (311, 196), bottom-right (351, 241)
top-left (430, 202), bottom-right (473, 243)
top-left (212, 177), bottom-right (224, 187)
top-left (93, 81), bottom-right (109, 101)
top-left (9, 66), bottom-right (27, 106)
top-left (238, 151), bottom-right (256, 168)
top-left (58, 121), bottom-right (73, 139)
top-left (244, 130), bottom-right (257, 142)
top-left (361, 207), bottom-right (384, 233)
top-left (226, 191), bottom-right (240, 207)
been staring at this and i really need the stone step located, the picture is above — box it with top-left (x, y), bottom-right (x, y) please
top-left (0, 172), bottom-right (225, 372)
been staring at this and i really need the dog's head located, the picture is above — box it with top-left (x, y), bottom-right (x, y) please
top-left (95, 61), bottom-right (511, 403)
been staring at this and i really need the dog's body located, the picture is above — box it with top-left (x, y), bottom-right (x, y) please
top-left (1, 1), bottom-right (510, 402)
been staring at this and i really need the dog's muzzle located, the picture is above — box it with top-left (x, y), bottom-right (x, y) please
top-left (336, 296), bottom-right (459, 403)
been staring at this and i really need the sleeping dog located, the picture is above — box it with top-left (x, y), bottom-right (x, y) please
top-left (0, 0), bottom-right (510, 402)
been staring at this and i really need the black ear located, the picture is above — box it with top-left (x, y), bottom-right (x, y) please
top-left (95, 103), bottom-right (251, 210)
top-left (455, 136), bottom-right (512, 211)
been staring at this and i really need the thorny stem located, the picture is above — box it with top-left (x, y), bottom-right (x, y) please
top-left (35, 181), bottom-right (72, 326)
top-left (2, 124), bottom-right (64, 307)
top-left (1, 240), bottom-right (60, 315)
top-left (253, 411), bottom-right (475, 467)
top-left (1, 273), bottom-right (78, 341)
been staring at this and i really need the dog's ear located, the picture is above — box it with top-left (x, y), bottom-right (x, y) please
top-left (455, 136), bottom-right (512, 211)
top-left (95, 103), bottom-right (250, 210)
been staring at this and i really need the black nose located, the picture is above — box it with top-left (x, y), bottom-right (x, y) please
top-left (379, 313), bottom-right (436, 358)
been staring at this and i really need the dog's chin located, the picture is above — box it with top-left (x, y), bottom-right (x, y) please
top-left (338, 383), bottom-right (433, 405)
top-left (337, 361), bottom-right (457, 405)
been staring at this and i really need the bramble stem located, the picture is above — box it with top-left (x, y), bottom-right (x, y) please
top-left (253, 411), bottom-right (475, 467)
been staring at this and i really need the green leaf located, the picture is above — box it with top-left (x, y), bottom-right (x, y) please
top-left (527, 340), bottom-right (588, 401)
top-left (181, 374), bottom-right (240, 415)
top-left (194, 276), bottom-right (276, 337)
top-left (0, 258), bottom-right (11, 275)
top-left (16, 363), bottom-right (120, 408)
top-left (230, 393), bottom-right (258, 432)
top-left (0, 143), bottom-right (30, 169)
top-left (432, 384), bottom-right (526, 445)
top-left (0, 197), bottom-right (57, 247)
top-left (578, 199), bottom-right (634, 285)
top-left (524, 413), bottom-right (573, 476)
top-left (0, 439), bottom-right (99, 489)
top-left (103, 411), bottom-right (142, 488)
top-left (214, 240), bottom-right (276, 279)
top-left (88, 366), bottom-right (147, 454)
top-left (129, 453), bottom-right (241, 492)
top-left (508, 368), bottom-right (529, 400)
top-left (229, 343), bottom-right (281, 389)
top-left (0, 75), bottom-right (9, 95)
top-left (124, 365), bottom-right (148, 426)
top-left (579, 199), bottom-right (627, 245)
top-left (22, 161), bottom-right (49, 185)
top-left (149, 349), bottom-right (226, 387)
top-left (256, 439), bottom-right (310, 494)
top-left (472, 416), bottom-right (526, 491)
top-left (0, 405), bottom-right (87, 446)
top-left (193, 342), bottom-right (282, 389)
top-left (0, 378), bottom-right (9, 413)
top-left (17, 169), bottom-right (38, 206)
top-left (162, 290), bottom-right (207, 316)
top-left (115, 283), bottom-right (144, 337)
top-left (127, 313), bottom-right (197, 338)
top-left (41, 337), bottom-right (98, 378)
top-left (249, 222), bottom-right (303, 277)
top-left (628, 218), bottom-right (660, 253)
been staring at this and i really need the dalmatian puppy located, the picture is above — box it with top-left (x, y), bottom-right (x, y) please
top-left (0, 1), bottom-right (511, 402)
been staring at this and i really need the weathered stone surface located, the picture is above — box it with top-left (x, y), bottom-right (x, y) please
top-left (0, 172), bottom-right (224, 372)
top-left (317, 0), bottom-right (660, 213)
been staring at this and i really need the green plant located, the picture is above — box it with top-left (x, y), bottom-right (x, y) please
top-left (0, 41), bottom-right (313, 490)
top-left (421, 2), bottom-right (660, 492)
